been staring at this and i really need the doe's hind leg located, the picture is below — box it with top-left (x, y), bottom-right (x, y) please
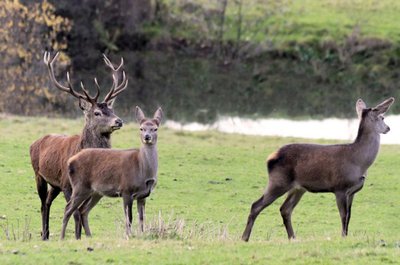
top-left (242, 183), bottom-right (289, 241)
top-left (279, 188), bottom-right (305, 239)
top-left (61, 191), bottom-right (91, 240)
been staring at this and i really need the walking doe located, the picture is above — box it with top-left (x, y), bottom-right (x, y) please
top-left (242, 97), bottom-right (395, 241)
top-left (61, 107), bottom-right (163, 239)
top-left (30, 52), bottom-right (127, 240)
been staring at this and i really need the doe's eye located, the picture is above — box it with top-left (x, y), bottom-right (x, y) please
top-left (154, 128), bottom-right (158, 132)
top-left (140, 128), bottom-right (143, 131)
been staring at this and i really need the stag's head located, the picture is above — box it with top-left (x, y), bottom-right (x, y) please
top-left (356, 97), bottom-right (395, 135)
top-left (135, 106), bottom-right (163, 145)
top-left (44, 52), bottom-right (128, 134)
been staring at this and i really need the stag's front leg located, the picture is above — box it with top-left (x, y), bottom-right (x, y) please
top-left (137, 198), bottom-right (146, 233)
top-left (122, 194), bottom-right (133, 237)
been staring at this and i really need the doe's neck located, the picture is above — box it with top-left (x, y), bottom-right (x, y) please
top-left (352, 121), bottom-right (380, 169)
top-left (139, 144), bottom-right (158, 178)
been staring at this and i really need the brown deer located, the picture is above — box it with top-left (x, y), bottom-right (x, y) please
top-left (242, 97), bottom-right (394, 241)
top-left (60, 106), bottom-right (163, 239)
top-left (30, 51), bottom-right (128, 240)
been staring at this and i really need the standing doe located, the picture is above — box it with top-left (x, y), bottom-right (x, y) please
top-left (242, 97), bottom-right (394, 241)
top-left (61, 106), bottom-right (163, 239)
top-left (30, 52), bottom-right (128, 240)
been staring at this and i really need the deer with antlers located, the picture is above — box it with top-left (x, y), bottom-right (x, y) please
top-left (30, 51), bottom-right (128, 240)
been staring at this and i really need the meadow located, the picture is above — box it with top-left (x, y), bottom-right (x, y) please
top-left (0, 114), bottom-right (399, 264)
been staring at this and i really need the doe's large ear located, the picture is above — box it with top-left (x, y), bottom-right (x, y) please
top-left (153, 107), bottom-right (163, 126)
top-left (373, 97), bottom-right (395, 115)
top-left (356, 99), bottom-right (367, 119)
top-left (135, 106), bottom-right (146, 124)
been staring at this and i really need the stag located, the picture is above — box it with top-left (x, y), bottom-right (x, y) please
top-left (242, 97), bottom-right (394, 241)
top-left (61, 107), bottom-right (162, 239)
top-left (30, 51), bottom-right (128, 240)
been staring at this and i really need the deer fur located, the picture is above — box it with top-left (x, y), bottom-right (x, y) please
top-left (30, 52), bottom-right (127, 240)
top-left (242, 97), bottom-right (395, 241)
top-left (60, 106), bottom-right (163, 239)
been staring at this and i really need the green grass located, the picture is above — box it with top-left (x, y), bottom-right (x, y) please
top-left (161, 0), bottom-right (400, 44)
top-left (0, 114), bottom-right (399, 264)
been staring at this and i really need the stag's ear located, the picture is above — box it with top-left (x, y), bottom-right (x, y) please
top-left (373, 97), bottom-right (395, 115)
top-left (153, 107), bottom-right (163, 126)
top-left (135, 106), bottom-right (146, 124)
top-left (356, 99), bottom-right (367, 119)
top-left (107, 98), bottom-right (115, 108)
top-left (79, 99), bottom-right (91, 112)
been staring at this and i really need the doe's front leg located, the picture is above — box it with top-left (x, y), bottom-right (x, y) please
top-left (137, 198), bottom-right (146, 233)
top-left (122, 194), bottom-right (134, 238)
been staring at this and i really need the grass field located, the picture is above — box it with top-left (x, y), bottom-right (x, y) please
top-left (163, 0), bottom-right (400, 44)
top-left (0, 115), bottom-right (399, 264)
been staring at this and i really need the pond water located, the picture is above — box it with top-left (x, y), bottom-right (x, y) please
top-left (165, 115), bottom-right (400, 145)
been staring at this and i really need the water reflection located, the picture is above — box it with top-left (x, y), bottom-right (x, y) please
top-left (165, 115), bottom-right (400, 144)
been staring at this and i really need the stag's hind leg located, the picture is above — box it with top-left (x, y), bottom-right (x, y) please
top-left (242, 183), bottom-right (290, 242)
top-left (280, 188), bottom-right (306, 239)
top-left (36, 175), bottom-right (48, 240)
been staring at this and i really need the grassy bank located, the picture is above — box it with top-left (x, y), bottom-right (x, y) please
top-left (0, 115), bottom-right (399, 264)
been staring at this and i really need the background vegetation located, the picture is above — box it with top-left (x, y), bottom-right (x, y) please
top-left (0, 115), bottom-right (399, 264)
top-left (1, 0), bottom-right (400, 121)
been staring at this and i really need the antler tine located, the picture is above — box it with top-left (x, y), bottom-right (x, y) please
top-left (80, 81), bottom-right (98, 105)
top-left (103, 54), bottom-right (124, 71)
top-left (93, 78), bottom-right (101, 103)
top-left (102, 75), bottom-right (116, 103)
top-left (43, 51), bottom-right (91, 103)
top-left (66, 72), bottom-right (86, 100)
top-left (103, 71), bottom-right (128, 103)
top-left (113, 70), bottom-right (128, 93)
top-left (102, 54), bottom-right (127, 103)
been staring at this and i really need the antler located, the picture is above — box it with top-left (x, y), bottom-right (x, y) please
top-left (43, 51), bottom-right (100, 105)
top-left (102, 54), bottom-right (128, 103)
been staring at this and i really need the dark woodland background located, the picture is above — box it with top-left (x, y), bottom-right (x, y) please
top-left (1, 0), bottom-right (399, 122)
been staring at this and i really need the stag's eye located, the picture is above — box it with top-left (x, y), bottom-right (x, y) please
top-left (140, 128), bottom-right (143, 131)
top-left (94, 111), bottom-right (102, 116)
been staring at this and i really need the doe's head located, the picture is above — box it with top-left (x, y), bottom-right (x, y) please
top-left (135, 106), bottom-right (163, 145)
top-left (356, 97), bottom-right (395, 134)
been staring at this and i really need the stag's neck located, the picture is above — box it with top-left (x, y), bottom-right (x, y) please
top-left (351, 122), bottom-right (380, 170)
top-left (80, 125), bottom-right (111, 149)
top-left (138, 144), bottom-right (158, 180)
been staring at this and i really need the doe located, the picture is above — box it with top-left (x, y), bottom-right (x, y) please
top-left (242, 97), bottom-right (394, 241)
top-left (61, 106), bottom-right (163, 239)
